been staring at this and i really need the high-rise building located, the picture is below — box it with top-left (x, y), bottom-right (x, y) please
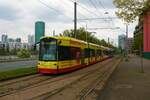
top-left (7, 38), bottom-right (15, 42)
top-left (28, 35), bottom-right (34, 44)
top-left (35, 21), bottom-right (45, 44)
top-left (1, 34), bottom-right (8, 43)
top-left (127, 38), bottom-right (133, 53)
top-left (16, 38), bottom-right (21, 43)
top-left (118, 34), bottom-right (126, 50)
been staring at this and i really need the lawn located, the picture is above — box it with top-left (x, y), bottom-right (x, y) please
top-left (0, 67), bottom-right (37, 81)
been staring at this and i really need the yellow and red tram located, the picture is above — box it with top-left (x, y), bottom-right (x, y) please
top-left (37, 36), bottom-right (113, 74)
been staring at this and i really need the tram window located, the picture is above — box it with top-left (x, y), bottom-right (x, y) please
top-left (70, 47), bottom-right (81, 60)
top-left (58, 46), bottom-right (70, 60)
top-left (90, 49), bottom-right (95, 57)
top-left (39, 39), bottom-right (57, 61)
top-left (84, 48), bottom-right (90, 58)
top-left (93, 50), bottom-right (95, 57)
top-left (96, 50), bottom-right (102, 56)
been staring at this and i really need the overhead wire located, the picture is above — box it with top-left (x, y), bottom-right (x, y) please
top-left (88, 0), bottom-right (104, 17)
top-left (69, 0), bottom-right (101, 18)
top-left (65, 0), bottom-right (88, 20)
top-left (69, 0), bottom-right (108, 30)
top-left (38, 0), bottom-right (73, 21)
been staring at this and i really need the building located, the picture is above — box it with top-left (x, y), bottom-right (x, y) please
top-left (35, 21), bottom-right (45, 44)
top-left (8, 42), bottom-right (17, 51)
top-left (127, 38), bottom-right (133, 53)
top-left (28, 35), bottom-right (34, 45)
top-left (21, 43), bottom-right (29, 50)
top-left (8, 38), bottom-right (15, 42)
top-left (143, 9), bottom-right (150, 59)
top-left (118, 34), bottom-right (126, 50)
top-left (1, 34), bottom-right (8, 43)
top-left (16, 38), bottom-right (21, 43)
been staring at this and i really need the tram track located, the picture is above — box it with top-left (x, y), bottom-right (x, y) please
top-left (78, 58), bottom-right (121, 100)
top-left (30, 57), bottom-right (120, 100)
top-left (0, 57), bottom-right (120, 100)
top-left (0, 74), bottom-right (54, 97)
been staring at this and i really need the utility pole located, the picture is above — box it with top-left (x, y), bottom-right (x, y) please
top-left (53, 29), bottom-right (55, 36)
top-left (86, 23), bottom-right (88, 42)
top-left (125, 24), bottom-right (128, 61)
top-left (108, 37), bottom-right (110, 47)
top-left (74, 1), bottom-right (77, 38)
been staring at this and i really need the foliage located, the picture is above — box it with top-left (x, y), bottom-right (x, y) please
top-left (17, 49), bottom-right (31, 58)
top-left (0, 46), bottom-right (20, 56)
top-left (9, 48), bottom-right (20, 55)
top-left (113, 0), bottom-right (150, 23)
top-left (0, 46), bottom-right (6, 55)
top-left (133, 33), bottom-right (143, 50)
top-left (62, 27), bottom-right (115, 48)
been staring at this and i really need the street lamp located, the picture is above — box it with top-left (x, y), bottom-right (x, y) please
top-left (125, 24), bottom-right (129, 61)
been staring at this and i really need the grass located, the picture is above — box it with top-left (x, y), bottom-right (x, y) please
top-left (0, 67), bottom-right (37, 81)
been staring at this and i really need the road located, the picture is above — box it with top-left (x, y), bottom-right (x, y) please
top-left (0, 60), bottom-right (38, 71)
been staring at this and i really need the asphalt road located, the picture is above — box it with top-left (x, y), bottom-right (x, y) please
top-left (0, 60), bottom-right (38, 72)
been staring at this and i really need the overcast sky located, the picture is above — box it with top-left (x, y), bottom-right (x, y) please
top-left (0, 0), bottom-right (137, 46)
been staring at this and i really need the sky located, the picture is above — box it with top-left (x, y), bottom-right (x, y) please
top-left (0, 0), bottom-right (138, 46)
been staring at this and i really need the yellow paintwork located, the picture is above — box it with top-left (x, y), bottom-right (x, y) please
top-left (38, 61), bottom-right (57, 69)
top-left (38, 36), bottom-right (110, 70)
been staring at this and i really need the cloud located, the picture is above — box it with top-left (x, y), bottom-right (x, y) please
top-left (0, 0), bottom-right (137, 45)
top-left (0, 3), bottom-right (20, 21)
top-left (79, 0), bottom-right (115, 9)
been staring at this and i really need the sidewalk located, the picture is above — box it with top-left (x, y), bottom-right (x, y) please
top-left (97, 55), bottom-right (150, 100)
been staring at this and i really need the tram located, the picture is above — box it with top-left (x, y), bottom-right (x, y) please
top-left (37, 36), bottom-right (113, 74)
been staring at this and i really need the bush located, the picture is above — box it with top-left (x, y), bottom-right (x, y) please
top-left (17, 49), bottom-right (31, 58)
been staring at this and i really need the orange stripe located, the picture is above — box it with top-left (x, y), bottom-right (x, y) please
top-left (38, 57), bottom-right (112, 74)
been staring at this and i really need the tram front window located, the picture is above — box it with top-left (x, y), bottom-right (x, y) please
top-left (39, 39), bottom-right (57, 61)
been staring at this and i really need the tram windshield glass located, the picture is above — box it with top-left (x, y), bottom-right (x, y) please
top-left (39, 39), bottom-right (57, 61)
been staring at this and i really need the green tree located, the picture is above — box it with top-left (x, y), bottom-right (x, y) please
top-left (133, 33), bottom-right (143, 49)
top-left (17, 49), bottom-right (31, 58)
top-left (113, 0), bottom-right (149, 23)
top-left (62, 27), bottom-right (115, 48)
top-left (0, 47), bottom-right (6, 55)
top-left (63, 28), bottom-right (91, 41)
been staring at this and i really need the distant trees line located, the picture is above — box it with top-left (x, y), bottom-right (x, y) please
top-left (0, 46), bottom-right (36, 58)
top-left (61, 27), bottom-right (115, 48)
top-left (0, 27), bottom-right (118, 57)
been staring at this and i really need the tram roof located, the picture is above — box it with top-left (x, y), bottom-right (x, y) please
top-left (41, 36), bottom-right (87, 44)
top-left (41, 36), bottom-right (112, 50)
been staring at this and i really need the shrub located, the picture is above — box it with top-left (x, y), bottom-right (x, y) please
top-left (17, 49), bottom-right (31, 58)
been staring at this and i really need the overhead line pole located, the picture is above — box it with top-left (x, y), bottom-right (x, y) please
top-left (125, 24), bottom-right (128, 61)
top-left (74, 1), bottom-right (77, 38)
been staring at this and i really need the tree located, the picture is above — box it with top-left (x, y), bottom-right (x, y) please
top-left (0, 47), bottom-right (5, 55)
top-left (17, 49), bottom-right (31, 58)
top-left (113, 0), bottom-right (149, 23)
top-left (62, 27), bottom-right (115, 48)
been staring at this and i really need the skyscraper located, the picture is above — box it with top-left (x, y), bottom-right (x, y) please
top-left (16, 38), bottom-right (21, 43)
top-left (127, 38), bottom-right (133, 53)
top-left (35, 21), bottom-right (45, 44)
top-left (1, 34), bottom-right (8, 43)
top-left (28, 35), bottom-right (34, 44)
top-left (118, 34), bottom-right (126, 50)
